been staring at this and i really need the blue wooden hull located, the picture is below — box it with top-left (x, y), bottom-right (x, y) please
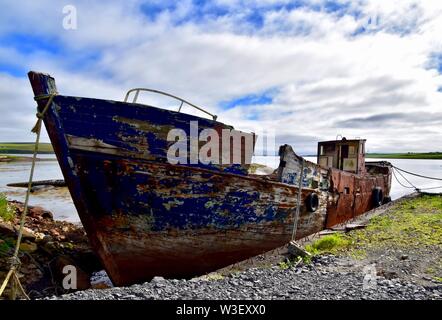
top-left (28, 72), bottom-right (329, 285)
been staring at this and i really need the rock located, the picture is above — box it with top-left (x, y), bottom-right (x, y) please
top-left (0, 221), bottom-right (15, 237)
top-left (35, 234), bottom-right (52, 244)
top-left (28, 206), bottom-right (53, 220)
top-left (151, 276), bottom-right (165, 283)
top-left (15, 226), bottom-right (36, 241)
top-left (40, 241), bottom-right (57, 255)
top-left (90, 270), bottom-right (113, 289)
top-left (400, 255), bottom-right (409, 260)
top-left (19, 242), bottom-right (37, 252)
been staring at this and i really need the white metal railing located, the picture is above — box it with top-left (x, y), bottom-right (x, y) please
top-left (124, 88), bottom-right (218, 121)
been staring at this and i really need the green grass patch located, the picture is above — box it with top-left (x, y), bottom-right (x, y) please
top-left (303, 195), bottom-right (442, 260)
top-left (0, 236), bottom-right (15, 256)
top-left (0, 239), bottom-right (12, 255)
top-left (278, 256), bottom-right (303, 270)
top-left (0, 142), bottom-right (54, 154)
top-left (0, 193), bottom-right (14, 222)
top-left (337, 195), bottom-right (442, 255)
top-left (305, 234), bottom-right (350, 256)
top-left (350, 195), bottom-right (442, 248)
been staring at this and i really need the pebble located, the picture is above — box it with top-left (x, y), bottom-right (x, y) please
top-left (47, 255), bottom-right (441, 301)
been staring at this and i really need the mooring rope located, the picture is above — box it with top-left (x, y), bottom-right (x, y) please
top-left (392, 168), bottom-right (415, 189)
top-left (392, 165), bottom-right (442, 181)
top-left (0, 93), bottom-right (56, 300)
top-left (395, 167), bottom-right (418, 189)
top-left (391, 165), bottom-right (442, 192)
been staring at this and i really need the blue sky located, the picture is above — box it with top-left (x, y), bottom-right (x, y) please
top-left (0, 0), bottom-right (441, 153)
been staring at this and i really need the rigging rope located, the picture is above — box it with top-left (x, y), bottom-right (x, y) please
top-left (392, 168), bottom-right (415, 189)
top-left (392, 165), bottom-right (442, 181)
top-left (395, 167), bottom-right (419, 190)
top-left (391, 165), bottom-right (442, 192)
top-left (0, 93), bottom-right (56, 300)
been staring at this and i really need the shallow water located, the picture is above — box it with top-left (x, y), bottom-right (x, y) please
top-left (1, 154), bottom-right (441, 223)
top-left (0, 155), bottom-right (78, 223)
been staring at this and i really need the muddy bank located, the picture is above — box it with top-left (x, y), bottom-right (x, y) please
top-left (0, 201), bottom-right (104, 299)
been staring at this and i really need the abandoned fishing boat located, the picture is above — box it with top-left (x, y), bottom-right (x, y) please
top-left (28, 71), bottom-right (392, 286)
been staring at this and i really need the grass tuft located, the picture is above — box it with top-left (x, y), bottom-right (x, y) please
top-left (0, 193), bottom-right (14, 222)
top-left (305, 234), bottom-right (350, 256)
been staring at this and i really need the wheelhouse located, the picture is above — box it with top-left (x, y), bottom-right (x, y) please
top-left (317, 137), bottom-right (366, 175)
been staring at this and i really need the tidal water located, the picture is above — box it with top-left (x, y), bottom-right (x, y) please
top-left (0, 155), bottom-right (77, 223)
top-left (1, 155), bottom-right (441, 223)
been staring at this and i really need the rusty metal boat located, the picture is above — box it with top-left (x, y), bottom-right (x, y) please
top-left (28, 71), bottom-right (392, 286)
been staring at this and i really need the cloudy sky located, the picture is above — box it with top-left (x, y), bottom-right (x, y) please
top-left (0, 0), bottom-right (441, 154)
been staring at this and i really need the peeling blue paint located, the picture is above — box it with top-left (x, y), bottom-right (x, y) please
top-left (53, 95), bottom-right (249, 175)
top-left (37, 93), bottom-right (299, 231)
top-left (73, 154), bottom-right (295, 231)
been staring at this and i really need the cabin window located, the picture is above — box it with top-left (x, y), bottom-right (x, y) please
top-left (349, 146), bottom-right (355, 155)
top-left (325, 144), bottom-right (335, 153)
top-left (344, 187), bottom-right (350, 194)
top-left (320, 145), bottom-right (324, 155)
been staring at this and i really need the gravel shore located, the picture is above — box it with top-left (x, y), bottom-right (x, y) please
top-left (47, 193), bottom-right (442, 301)
top-left (49, 255), bottom-right (441, 300)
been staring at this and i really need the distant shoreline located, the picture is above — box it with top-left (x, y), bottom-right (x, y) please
top-left (365, 153), bottom-right (442, 160)
top-left (1, 142), bottom-right (441, 160)
top-left (0, 155), bottom-right (56, 162)
top-left (0, 142), bottom-right (54, 154)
